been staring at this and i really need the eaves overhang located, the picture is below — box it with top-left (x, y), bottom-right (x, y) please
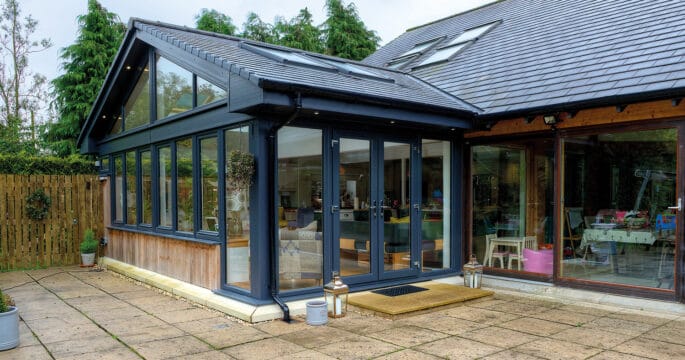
top-left (473, 87), bottom-right (685, 128)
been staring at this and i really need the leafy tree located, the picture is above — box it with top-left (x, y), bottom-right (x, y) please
top-left (46, 0), bottom-right (125, 157)
top-left (241, 12), bottom-right (277, 43)
top-left (323, 0), bottom-right (380, 60)
top-left (0, 0), bottom-right (51, 154)
top-left (195, 8), bottom-right (237, 35)
top-left (274, 8), bottom-right (323, 53)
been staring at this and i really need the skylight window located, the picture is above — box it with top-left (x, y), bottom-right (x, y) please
top-left (447, 21), bottom-right (499, 46)
top-left (240, 43), bottom-right (336, 70)
top-left (417, 43), bottom-right (468, 67)
top-left (319, 59), bottom-right (382, 78)
top-left (386, 56), bottom-right (414, 70)
top-left (399, 38), bottom-right (442, 58)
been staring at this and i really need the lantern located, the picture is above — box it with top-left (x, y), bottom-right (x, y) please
top-left (324, 274), bottom-right (349, 318)
top-left (463, 254), bottom-right (483, 288)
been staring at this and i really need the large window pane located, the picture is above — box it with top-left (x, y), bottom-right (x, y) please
top-left (200, 137), bottom-right (219, 232)
top-left (158, 146), bottom-right (172, 228)
top-left (141, 150), bottom-right (152, 225)
top-left (422, 139), bottom-right (450, 271)
top-left (471, 145), bottom-right (526, 267)
top-left (156, 56), bottom-right (193, 119)
top-left (561, 128), bottom-right (676, 289)
top-left (176, 138), bottom-right (193, 232)
top-left (114, 156), bottom-right (123, 222)
top-left (339, 138), bottom-right (370, 277)
top-left (277, 127), bottom-right (323, 291)
top-left (226, 126), bottom-right (251, 289)
top-left (123, 66), bottom-right (150, 130)
top-left (197, 77), bottom-right (226, 106)
top-left (126, 151), bottom-right (137, 225)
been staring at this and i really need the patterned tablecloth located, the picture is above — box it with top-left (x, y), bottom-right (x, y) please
top-left (580, 229), bottom-right (656, 249)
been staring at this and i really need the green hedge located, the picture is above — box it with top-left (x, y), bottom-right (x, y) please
top-left (0, 155), bottom-right (97, 175)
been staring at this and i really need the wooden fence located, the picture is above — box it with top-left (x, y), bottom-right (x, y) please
top-left (0, 175), bottom-right (103, 270)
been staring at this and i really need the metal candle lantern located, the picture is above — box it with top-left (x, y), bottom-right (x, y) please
top-left (463, 254), bottom-right (483, 288)
top-left (323, 274), bottom-right (349, 318)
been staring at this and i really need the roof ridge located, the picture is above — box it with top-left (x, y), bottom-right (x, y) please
top-left (404, 0), bottom-right (504, 33)
top-left (407, 74), bottom-right (483, 114)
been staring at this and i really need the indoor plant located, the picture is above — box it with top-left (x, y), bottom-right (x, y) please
top-left (0, 289), bottom-right (18, 350)
top-left (80, 229), bottom-right (98, 267)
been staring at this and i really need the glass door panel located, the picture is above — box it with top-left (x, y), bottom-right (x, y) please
top-left (382, 141), bottom-right (412, 272)
top-left (339, 138), bottom-right (372, 277)
top-left (560, 128), bottom-right (677, 290)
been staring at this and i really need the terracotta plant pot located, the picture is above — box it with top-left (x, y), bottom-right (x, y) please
top-left (0, 306), bottom-right (19, 350)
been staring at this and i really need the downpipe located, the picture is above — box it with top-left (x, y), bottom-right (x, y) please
top-left (269, 93), bottom-right (302, 322)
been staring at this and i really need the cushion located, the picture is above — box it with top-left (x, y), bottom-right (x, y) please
top-left (301, 220), bottom-right (318, 231)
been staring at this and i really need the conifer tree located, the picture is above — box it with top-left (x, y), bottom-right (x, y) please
top-left (46, 0), bottom-right (124, 156)
top-left (323, 0), bottom-right (380, 60)
top-left (274, 8), bottom-right (323, 53)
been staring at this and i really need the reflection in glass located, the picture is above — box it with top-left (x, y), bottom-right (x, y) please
top-left (156, 57), bottom-right (193, 119)
top-left (383, 141), bottom-right (411, 271)
top-left (158, 146), bottom-right (172, 228)
top-left (123, 66), bottom-right (150, 130)
top-left (226, 126), bottom-right (251, 290)
top-left (126, 151), bottom-right (137, 225)
top-left (176, 138), bottom-right (193, 232)
top-left (114, 156), bottom-right (123, 222)
top-left (338, 138), bottom-right (370, 277)
top-left (141, 151), bottom-right (152, 225)
top-left (471, 145), bottom-right (526, 268)
top-left (197, 77), bottom-right (226, 106)
top-left (422, 139), bottom-right (450, 271)
top-left (561, 129), bottom-right (676, 289)
top-left (277, 127), bottom-right (323, 290)
top-left (200, 137), bottom-right (218, 232)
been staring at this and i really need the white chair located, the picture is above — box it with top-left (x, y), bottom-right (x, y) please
top-left (484, 233), bottom-right (507, 268)
top-left (508, 236), bottom-right (537, 270)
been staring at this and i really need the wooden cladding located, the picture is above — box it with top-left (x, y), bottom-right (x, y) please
top-left (466, 99), bottom-right (685, 138)
top-left (107, 228), bottom-right (221, 290)
top-left (0, 175), bottom-right (103, 270)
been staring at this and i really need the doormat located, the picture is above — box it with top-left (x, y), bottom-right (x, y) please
top-left (372, 285), bottom-right (428, 297)
top-left (349, 281), bottom-right (493, 316)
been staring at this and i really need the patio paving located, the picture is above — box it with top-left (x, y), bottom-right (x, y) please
top-left (1, 267), bottom-right (684, 359)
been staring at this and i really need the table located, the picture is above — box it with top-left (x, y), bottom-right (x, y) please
top-left (485, 236), bottom-right (525, 270)
top-left (580, 229), bottom-right (656, 250)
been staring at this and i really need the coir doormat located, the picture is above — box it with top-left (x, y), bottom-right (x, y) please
top-left (372, 285), bottom-right (428, 297)
top-left (349, 281), bottom-right (493, 316)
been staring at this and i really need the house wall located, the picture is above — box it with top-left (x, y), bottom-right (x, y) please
top-left (106, 228), bottom-right (221, 289)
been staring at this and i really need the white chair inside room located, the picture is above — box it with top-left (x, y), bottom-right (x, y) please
top-left (508, 235), bottom-right (538, 270)
top-left (484, 233), bottom-right (507, 268)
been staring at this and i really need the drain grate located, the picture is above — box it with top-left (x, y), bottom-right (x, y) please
top-left (372, 285), bottom-right (428, 297)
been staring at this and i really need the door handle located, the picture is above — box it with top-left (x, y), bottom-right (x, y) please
top-left (370, 201), bottom-right (377, 217)
top-left (668, 198), bottom-right (682, 211)
top-left (331, 205), bottom-right (340, 214)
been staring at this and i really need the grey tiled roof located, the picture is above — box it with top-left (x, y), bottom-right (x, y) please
top-left (364, 0), bottom-right (685, 116)
top-left (134, 21), bottom-right (480, 115)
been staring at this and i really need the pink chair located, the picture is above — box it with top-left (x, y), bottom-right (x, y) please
top-left (522, 248), bottom-right (553, 274)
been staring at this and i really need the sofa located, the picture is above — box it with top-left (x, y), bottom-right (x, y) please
top-left (278, 223), bottom-right (322, 285)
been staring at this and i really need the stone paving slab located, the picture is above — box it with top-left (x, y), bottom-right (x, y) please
top-left (0, 267), bottom-right (684, 360)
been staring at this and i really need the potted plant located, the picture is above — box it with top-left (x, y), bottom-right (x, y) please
top-left (80, 229), bottom-right (98, 267)
top-left (226, 150), bottom-right (254, 192)
top-left (0, 289), bottom-right (18, 350)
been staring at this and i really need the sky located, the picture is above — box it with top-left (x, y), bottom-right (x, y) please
top-left (22, 0), bottom-right (492, 85)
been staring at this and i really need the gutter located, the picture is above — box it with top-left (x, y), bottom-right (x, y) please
top-left (268, 92), bottom-right (302, 323)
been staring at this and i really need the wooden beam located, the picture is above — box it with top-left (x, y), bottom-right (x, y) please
top-left (465, 99), bottom-right (685, 138)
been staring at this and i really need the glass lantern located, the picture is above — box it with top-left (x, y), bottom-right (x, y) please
top-left (324, 274), bottom-right (349, 318)
top-left (463, 254), bottom-right (483, 288)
